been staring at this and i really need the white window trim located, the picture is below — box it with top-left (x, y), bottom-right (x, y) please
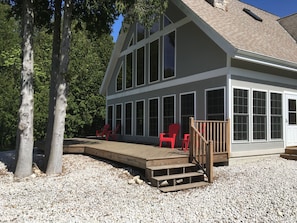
top-left (124, 101), bottom-right (133, 136)
top-left (148, 97), bottom-right (160, 137)
top-left (135, 99), bottom-right (145, 136)
top-left (161, 94), bottom-right (176, 132)
top-left (162, 30), bottom-right (177, 81)
top-left (204, 87), bottom-right (226, 120)
top-left (149, 38), bottom-right (160, 84)
top-left (125, 52), bottom-right (134, 90)
top-left (107, 104), bottom-right (114, 127)
top-left (115, 63), bottom-right (123, 93)
top-left (179, 91), bottom-right (196, 138)
top-left (269, 91), bottom-right (283, 142)
top-left (251, 88), bottom-right (268, 142)
top-left (136, 46), bottom-right (146, 87)
top-left (115, 103), bottom-right (123, 134)
top-left (232, 86), bottom-right (250, 143)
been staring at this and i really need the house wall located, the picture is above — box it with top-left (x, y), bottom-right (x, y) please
top-left (177, 22), bottom-right (226, 77)
top-left (229, 65), bottom-right (297, 157)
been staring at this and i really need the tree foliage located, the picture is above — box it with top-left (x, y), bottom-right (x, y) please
top-left (66, 29), bottom-right (112, 137)
top-left (0, 4), bottom-right (20, 150)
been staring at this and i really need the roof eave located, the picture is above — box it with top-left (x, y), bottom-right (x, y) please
top-left (234, 50), bottom-right (297, 72)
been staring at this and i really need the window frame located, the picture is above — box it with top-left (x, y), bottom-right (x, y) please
top-left (162, 94), bottom-right (176, 132)
top-left (205, 87), bottom-right (225, 121)
top-left (136, 46), bottom-right (145, 87)
top-left (149, 38), bottom-right (160, 84)
top-left (125, 52), bottom-right (133, 90)
top-left (252, 89), bottom-right (268, 141)
top-left (148, 97), bottom-right (160, 137)
top-left (135, 100), bottom-right (145, 136)
top-left (107, 105), bottom-right (114, 130)
top-left (162, 30), bottom-right (176, 80)
top-left (232, 87), bottom-right (250, 142)
top-left (124, 102), bottom-right (133, 136)
top-left (270, 92), bottom-right (283, 140)
top-left (115, 103), bottom-right (123, 135)
top-left (179, 91), bottom-right (196, 137)
top-left (115, 63), bottom-right (123, 92)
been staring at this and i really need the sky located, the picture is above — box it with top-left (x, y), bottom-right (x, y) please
top-left (111, 0), bottom-right (297, 42)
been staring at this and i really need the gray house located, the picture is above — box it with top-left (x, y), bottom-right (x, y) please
top-left (100, 0), bottom-right (297, 159)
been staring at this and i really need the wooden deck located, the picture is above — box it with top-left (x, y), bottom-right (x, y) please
top-left (63, 138), bottom-right (228, 192)
top-left (63, 138), bottom-right (189, 170)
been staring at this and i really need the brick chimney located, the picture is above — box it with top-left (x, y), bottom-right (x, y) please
top-left (206, 0), bottom-right (228, 11)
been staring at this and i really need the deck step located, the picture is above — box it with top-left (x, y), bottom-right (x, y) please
top-left (280, 153), bottom-right (297, 161)
top-left (147, 163), bottom-right (196, 171)
top-left (152, 172), bottom-right (203, 182)
top-left (159, 181), bottom-right (209, 193)
top-left (284, 148), bottom-right (297, 155)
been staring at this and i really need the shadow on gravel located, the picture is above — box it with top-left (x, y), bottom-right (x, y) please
top-left (0, 149), bottom-right (45, 172)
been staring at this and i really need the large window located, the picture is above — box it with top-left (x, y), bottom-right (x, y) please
top-left (207, 88), bottom-right (224, 120)
top-left (136, 101), bottom-right (144, 136)
top-left (137, 47), bottom-right (145, 86)
top-left (270, 93), bottom-right (282, 139)
top-left (116, 104), bottom-right (122, 134)
top-left (125, 102), bottom-right (132, 135)
top-left (253, 91), bottom-right (267, 140)
top-left (116, 66), bottom-right (123, 91)
top-left (107, 105), bottom-right (113, 129)
top-left (288, 99), bottom-right (297, 125)
top-left (149, 98), bottom-right (159, 136)
top-left (149, 39), bottom-right (159, 83)
top-left (163, 31), bottom-right (175, 79)
top-left (163, 96), bottom-right (175, 132)
top-left (181, 93), bottom-right (195, 135)
top-left (126, 53), bottom-right (133, 89)
top-left (150, 21), bottom-right (159, 35)
top-left (233, 89), bottom-right (249, 141)
top-left (137, 23), bottom-right (145, 42)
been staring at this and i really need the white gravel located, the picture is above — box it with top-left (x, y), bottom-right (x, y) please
top-left (0, 154), bottom-right (296, 223)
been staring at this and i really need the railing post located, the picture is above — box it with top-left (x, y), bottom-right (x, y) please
top-left (206, 140), bottom-right (214, 183)
top-left (226, 118), bottom-right (230, 158)
top-left (189, 117), bottom-right (194, 163)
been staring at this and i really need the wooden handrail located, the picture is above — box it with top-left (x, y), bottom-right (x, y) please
top-left (189, 117), bottom-right (213, 183)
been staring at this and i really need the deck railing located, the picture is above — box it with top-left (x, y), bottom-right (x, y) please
top-left (189, 118), bottom-right (230, 183)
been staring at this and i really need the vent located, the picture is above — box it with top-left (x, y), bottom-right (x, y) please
top-left (243, 8), bottom-right (263, 22)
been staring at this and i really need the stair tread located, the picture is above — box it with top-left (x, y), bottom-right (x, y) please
top-left (152, 172), bottom-right (203, 181)
top-left (280, 153), bottom-right (297, 160)
top-left (285, 148), bottom-right (297, 155)
top-left (160, 181), bottom-right (209, 192)
top-left (147, 163), bottom-right (195, 171)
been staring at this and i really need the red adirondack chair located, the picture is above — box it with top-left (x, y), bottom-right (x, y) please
top-left (96, 124), bottom-right (110, 139)
top-left (107, 124), bottom-right (121, 141)
top-left (159, 124), bottom-right (180, 149)
top-left (182, 133), bottom-right (190, 151)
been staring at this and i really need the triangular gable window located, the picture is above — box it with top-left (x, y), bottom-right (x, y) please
top-left (164, 15), bottom-right (172, 27)
top-left (129, 36), bottom-right (134, 47)
top-left (116, 65), bottom-right (123, 91)
top-left (137, 23), bottom-right (145, 42)
top-left (150, 21), bottom-right (160, 35)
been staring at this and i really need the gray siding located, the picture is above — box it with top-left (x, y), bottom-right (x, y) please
top-left (177, 22), bottom-right (226, 77)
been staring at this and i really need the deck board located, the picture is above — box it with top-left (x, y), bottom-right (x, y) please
top-left (63, 138), bottom-right (228, 170)
top-left (63, 138), bottom-right (189, 169)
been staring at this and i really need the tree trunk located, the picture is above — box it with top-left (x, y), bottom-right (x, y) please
top-left (15, 0), bottom-right (34, 178)
top-left (44, 0), bottom-right (62, 171)
top-left (46, 0), bottom-right (72, 175)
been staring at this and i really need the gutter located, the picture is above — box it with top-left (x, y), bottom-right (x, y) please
top-left (234, 50), bottom-right (297, 73)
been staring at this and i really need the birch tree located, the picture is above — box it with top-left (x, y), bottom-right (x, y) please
top-left (14, 0), bottom-right (34, 178)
